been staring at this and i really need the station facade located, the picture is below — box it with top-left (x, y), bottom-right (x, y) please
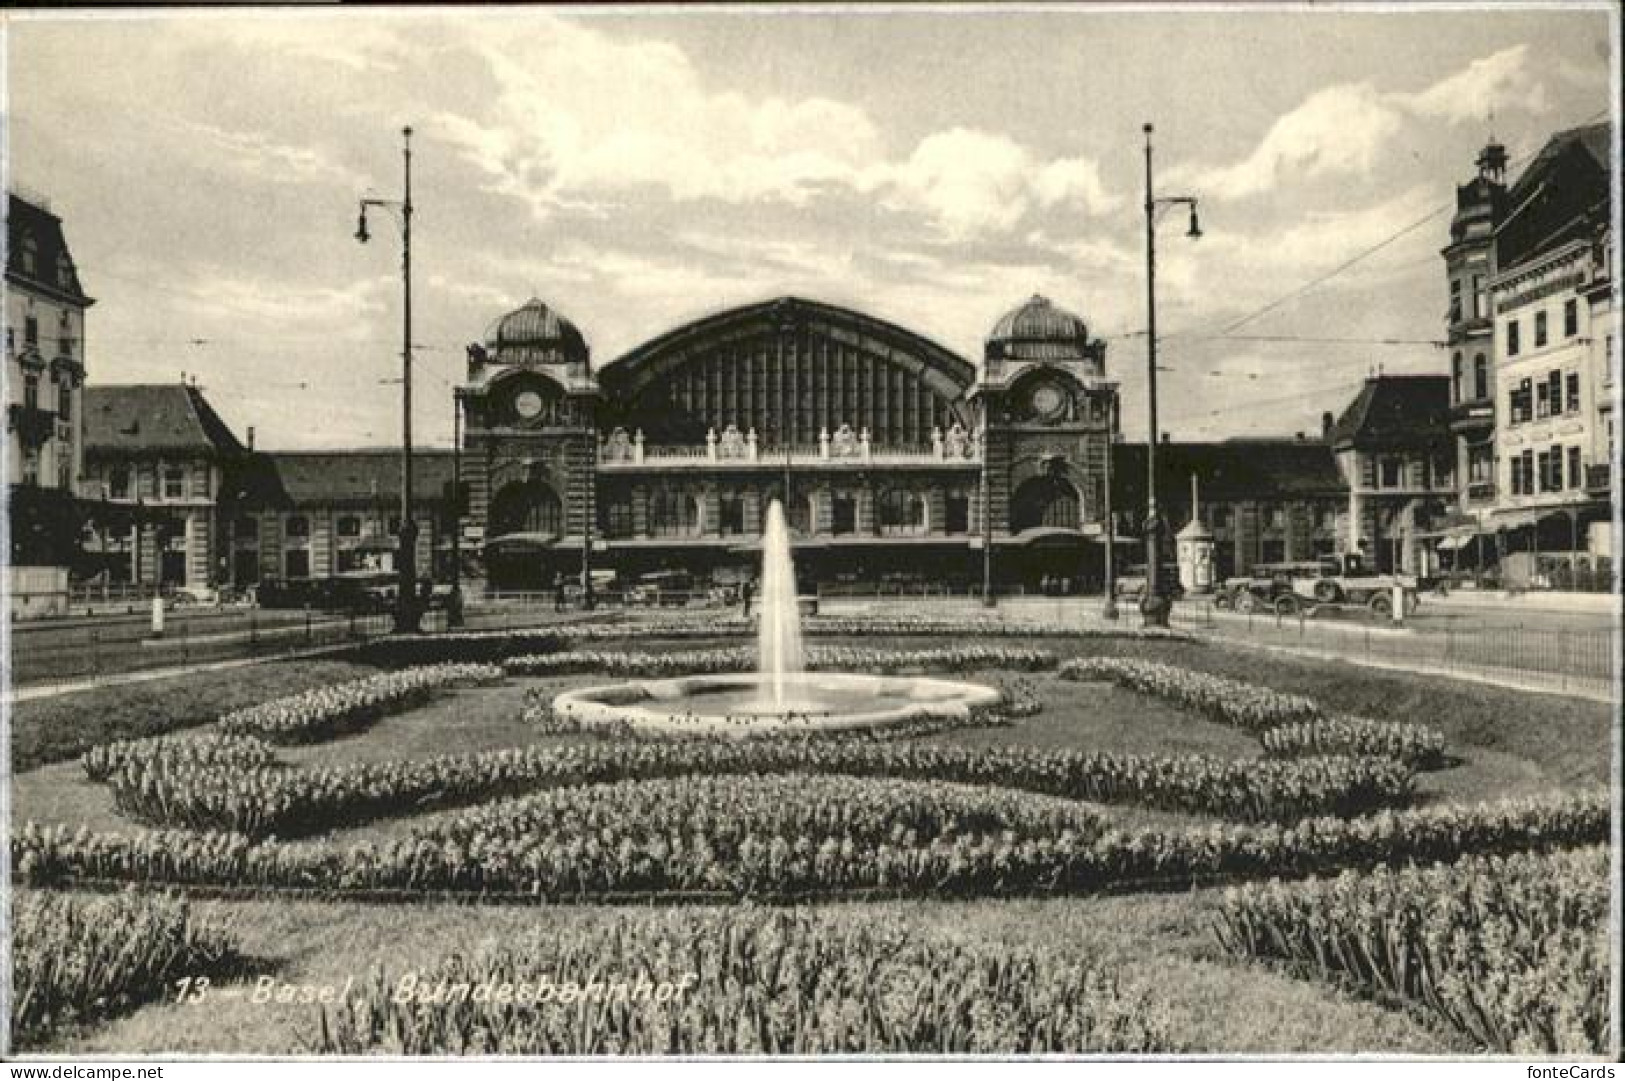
top-left (459, 294), bottom-right (1347, 593)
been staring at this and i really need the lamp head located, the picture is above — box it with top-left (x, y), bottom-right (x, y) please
top-left (1186, 204), bottom-right (1202, 239)
top-left (354, 208), bottom-right (370, 244)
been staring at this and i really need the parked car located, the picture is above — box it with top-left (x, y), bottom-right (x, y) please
top-left (1113, 563), bottom-right (1185, 603)
top-left (168, 585), bottom-right (220, 608)
top-left (1215, 559), bottom-right (1419, 617)
top-left (627, 570), bottom-right (695, 607)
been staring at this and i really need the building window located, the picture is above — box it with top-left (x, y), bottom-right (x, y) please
top-left (109, 467), bottom-right (130, 499)
top-left (1468, 443), bottom-right (1493, 483)
top-left (22, 448), bottom-right (40, 486)
top-left (58, 456), bottom-right (73, 491)
top-left (1509, 378), bottom-right (1532, 424)
top-left (1472, 354), bottom-right (1488, 400)
top-left (1547, 370), bottom-right (1563, 415)
top-left (285, 549), bottom-right (311, 579)
top-left (1449, 279), bottom-right (1462, 323)
top-left (718, 495), bottom-right (745, 536)
top-left (1315, 504), bottom-right (1337, 531)
top-left (25, 315), bottom-right (38, 346)
top-left (1451, 352), bottom-right (1462, 402)
top-left (337, 515), bottom-right (361, 538)
top-left (598, 495), bottom-right (634, 540)
top-left (234, 515), bottom-right (258, 540)
top-left (162, 466), bottom-right (185, 499)
top-left (24, 373), bottom-right (39, 409)
top-left (1260, 539), bottom-right (1285, 564)
top-left (1567, 446), bottom-right (1582, 489)
top-left (20, 235), bottom-right (38, 276)
top-left (58, 384), bottom-right (72, 421)
top-left (1535, 380), bottom-right (1549, 418)
top-left (1261, 503), bottom-right (1285, 530)
top-left (286, 515), bottom-right (311, 540)
top-left (1472, 275), bottom-right (1485, 319)
top-left (1564, 298), bottom-right (1579, 337)
top-left (944, 493), bottom-right (970, 534)
top-left (648, 490), bottom-right (699, 537)
top-left (877, 490), bottom-right (926, 536)
top-left (1565, 372), bottom-right (1580, 414)
top-left (1506, 319), bottom-right (1520, 356)
top-left (1379, 458), bottom-right (1402, 489)
top-left (1534, 310), bottom-right (1548, 348)
top-left (831, 495), bottom-right (856, 535)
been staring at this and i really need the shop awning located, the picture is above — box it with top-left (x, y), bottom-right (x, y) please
top-left (483, 532), bottom-right (562, 552)
top-left (1008, 526), bottom-right (1089, 546)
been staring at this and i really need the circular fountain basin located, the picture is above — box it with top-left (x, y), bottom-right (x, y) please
top-left (551, 672), bottom-right (1001, 737)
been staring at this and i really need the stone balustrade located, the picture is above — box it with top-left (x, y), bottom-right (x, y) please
top-left (598, 423), bottom-right (982, 469)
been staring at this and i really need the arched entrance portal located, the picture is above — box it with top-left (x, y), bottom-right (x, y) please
top-left (1011, 475), bottom-right (1080, 532)
top-left (489, 479), bottom-right (563, 538)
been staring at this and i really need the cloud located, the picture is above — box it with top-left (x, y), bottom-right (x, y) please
top-left (1403, 45), bottom-right (1546, 122)
top-left (1193, 83), bottom-right (1407, 201)
top-left (1191, 46), bottom-right (1549, 200)
top-left (434, 17), bottom-right (1116, 240)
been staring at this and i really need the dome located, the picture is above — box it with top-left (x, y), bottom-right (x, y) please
top-left (985, 295), bottom-right (1098, 366)
top-left (485, 298), bottom-right (589, 368)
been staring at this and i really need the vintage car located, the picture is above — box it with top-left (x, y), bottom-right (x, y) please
top-left (1214, 559), bottom-right (1419, 617)
top-left (1113, 563), bottom-right (1186, 603)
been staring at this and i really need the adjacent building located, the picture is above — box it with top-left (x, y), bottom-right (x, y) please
top-left (1487, 121), bottom-right (1614, 587)
top-left (1329, 375), bottom-right (1456, 575)
top-left (6, 190), bottom-right (94, 614)
top-left (1442, 141), bottom-right (1507, 528)
top-left (81, 383), bottom-right (245, 587)
top-left (224, 449), bottom-right (453, 589)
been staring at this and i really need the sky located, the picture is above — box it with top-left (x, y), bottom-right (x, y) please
top-left (4, 4), bottom-right (1617, 449)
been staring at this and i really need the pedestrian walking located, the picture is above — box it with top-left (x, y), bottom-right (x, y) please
top-left (741, 578), bottom-right (754, 618)
top-left (553, 573), bottom-right (567, 612)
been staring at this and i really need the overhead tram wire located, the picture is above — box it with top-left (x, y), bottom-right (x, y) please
top-left (1189, 108), bottom-right (1612, 342)
top-left (1102, 108), bottom-right (1612, 353)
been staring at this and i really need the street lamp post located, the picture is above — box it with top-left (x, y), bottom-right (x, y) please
top-left (356, 126), bottom-right (419, 634)
top-left (1140, 122), bottom-right (1201, 629)
top-left (449, 387), bottom-right (464, 627)
top-left (1101, 385), bottom-right (1119, 620)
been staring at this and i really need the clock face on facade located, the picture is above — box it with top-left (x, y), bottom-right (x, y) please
top-left (1027, 380), bottom-right (1069, 423)
top-left (514, 390), bottom-right (544, 421)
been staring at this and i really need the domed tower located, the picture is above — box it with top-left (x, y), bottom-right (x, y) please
top-left (1442, 141), bottom-right (1507, 517)
top-left (974, 295), bottom-right (1118, 591)
top-left (460, 298), bottom-right (600, 590)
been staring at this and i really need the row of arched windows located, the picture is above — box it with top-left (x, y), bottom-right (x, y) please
top-left (592, 488), bottom-right (975, 540)
top-left (487, 477), bottom-right (1086, 540)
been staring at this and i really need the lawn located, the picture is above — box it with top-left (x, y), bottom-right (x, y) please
top-left (45, 891), bottom-right (1460, 1056)
top-left (8, 623), bottom-right (1614, 1055)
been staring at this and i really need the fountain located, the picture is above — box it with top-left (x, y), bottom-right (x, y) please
top-left (551, 499), bottom-right (1000, 736)
top-left (757, 499), bottom-right (805, 711)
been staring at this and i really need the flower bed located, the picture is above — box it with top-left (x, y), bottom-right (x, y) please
top-left (83, 730), bottom-right (279, 783)
top-left (1060, 657), bottom-right (1321, 732)
top-left (503, 644), bottom-right (1057, 678)
top-left (1260, 715), bottom-right (1446, 770)
top-left (1060, 657), bottom-right (1447, 767)
top-left (15, 792), bottom-right (1606, 903)
top-left (1213, 846), bottom-right (1610, 1055)
top-left (91, 735), bottom-right (1414, 839)
top-left (523, 691), bottom-right (1019, 742)
top-left (309, 909), bottom-right (1182, 1054)
top-left (215, 664), bottom-right (505, 744)
top-left (355, 618), bottom-right (1190, 667)
top-left (9, 889), bottom-right (244, 1051)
